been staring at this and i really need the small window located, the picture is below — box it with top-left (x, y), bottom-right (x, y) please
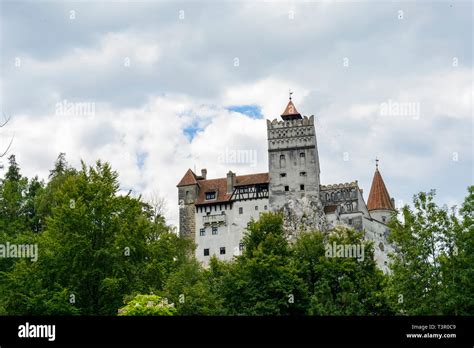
top-left (300, 184), bottom-right (305, 191)
top-left (348, 219), bottom-right (353, 225)
top-left (280, 155), bottom-right (286, 168)
top-left (280, 173), bottom-right (286, 177)
top-left (212, 226), bottom-right (218, 235)
top-left (200, 228), bottom-right (205, 236)
top-left (382, 216), bottom-right (387, 223)
top-left (203, 248), bottom-right (210, 256)
top-left (264, 205), bottom-right (268, 210)
top-left (300, 172), bottom-right (306, 176)
top-left (239, 207), bottom-right (243, 214)
top-left (205, 192), bottom-right (216, 200)
top-left (247, 222), bottom-right (251, 228)
top-left (255, 206), bottom-right (258, 211)
top-left (239, 242), bottom-right (244, 251)
top-left (221, 211), bottom-right (226, 215)
top-left (220, 247), bottom-right (226, 255)
top-left (284, 186), bottom-right (289, 192)
top-left (300, 152), bottom-right (306, 165)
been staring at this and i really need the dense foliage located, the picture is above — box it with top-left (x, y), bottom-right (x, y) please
top-left (0, 154), bottom-right (472, 316)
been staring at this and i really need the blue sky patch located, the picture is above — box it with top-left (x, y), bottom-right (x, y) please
top-left (227, 105), bottom-right (263, 119)
top-left (183, 124), bottom-right (204, 142)
top-left (136, 152), bottom-right (148, 169)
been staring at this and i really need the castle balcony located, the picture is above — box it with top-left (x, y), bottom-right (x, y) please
top-left (202, 213), bottom-right (227, 226)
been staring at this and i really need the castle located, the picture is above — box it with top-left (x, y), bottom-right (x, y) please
top-left (177, 97), bottom-right (395, 272)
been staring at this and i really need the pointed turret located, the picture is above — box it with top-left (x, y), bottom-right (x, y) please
top-left (177, 168), bottom-right (198, 187)
top-left (281, 92), bottom-right (302, 120)
top-left (367, 159), bottom-right (394, 224)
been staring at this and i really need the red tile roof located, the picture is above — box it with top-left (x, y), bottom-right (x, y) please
top-left (234, 173), bottom-right (269, 186)
top-left (177, 169), bottom-right (198, 187)
top-left (195, 172), bottom-right (269, 205)
top-left (367, 168), bottom-right (394, 211)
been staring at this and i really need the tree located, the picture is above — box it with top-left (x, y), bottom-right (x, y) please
top-left (0, 159), bottom-right (192, 315)
top-left (0, 155), bottom-right (30, 237)
top-left (217, 212), bottom-right (308, 315)
top-left (295, 228), bottom-right (391, 315)
top-left (438, 186), bottom-right (474, 315)
top-left (163, 258), bottom-right (224, 315)
top-left (385, 189), bottom-right (473, 315)
top-left (118, 294), bottom-right (176, 316)
top-left (0, 112), bottom-right (14, 165)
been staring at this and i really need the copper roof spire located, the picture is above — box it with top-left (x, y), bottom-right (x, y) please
top-left (367, 159), bottom-right (394, 211)
top-left (281, 90), bottom-right (302, 120)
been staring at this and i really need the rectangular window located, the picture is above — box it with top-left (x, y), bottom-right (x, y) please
top-left (204, 248), bottom-right (210, 256)
top-left (348, 219), bottom-right (353, 225)
top-left (284, 186), bottom-right (289, 192)
top-left (205, 192), bottom-right (216, 200)
top-left (280, 173), bottom-right (286, 177)
top-left (239, 242), bottom-right (244, 251)
top-left (264, 205), bottom-right (268, 210)
top-left (212, 226), bottom-right (218, 235)
top-left (220, 247), bottom-right (226, 255)
top-left (300, 152), bottom-right (306, 165)
top-left (255, 206), bottom-right (258, 211)
top-left (239, 207), bottom-right (243, 214)
top-left (300, 172), bottom-right (306, 176)
top-left (300, 184), bottom-right (305, 191)
top-left (200, 228), bottom-right (205, 236)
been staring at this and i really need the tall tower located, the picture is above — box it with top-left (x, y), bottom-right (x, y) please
top-left (267, 96), bottom-right (326, 239)
top-left (367, 160), bottom-right (395, 224)
top-left (177, 168), bottom-right (199, 241)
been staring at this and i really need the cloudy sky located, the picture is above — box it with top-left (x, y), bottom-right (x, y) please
top-left (0, 0), bottom-right (472, 227)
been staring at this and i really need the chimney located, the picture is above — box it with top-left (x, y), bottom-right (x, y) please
top-left (226, 171), bottom-right (236, 193)
top-left (201, 169), bottom-right (207, 180)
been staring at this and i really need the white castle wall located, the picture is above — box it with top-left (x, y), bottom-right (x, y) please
top-left (194, 198), bottom-right (269, 266)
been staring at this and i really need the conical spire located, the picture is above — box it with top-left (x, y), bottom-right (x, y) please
top-left (281, 91), bottom-right (302, 120)
top-left (367, 161), bottom-right (394, 211)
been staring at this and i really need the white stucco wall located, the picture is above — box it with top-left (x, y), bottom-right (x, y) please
top-left (195, 198), bottom-right (270, 266)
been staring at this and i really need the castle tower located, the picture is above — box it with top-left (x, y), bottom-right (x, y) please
top-left (367, 160), bottom-right (395, 224)
top-left (267, 95), bottom-right (326, 239)
top-left (177, 168), bottom-right (200, 240)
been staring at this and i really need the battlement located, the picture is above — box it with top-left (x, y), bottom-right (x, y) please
top-left (266, 115), bottom-right (314, 129)
top-left (320, 181), bottom-right (359, 190)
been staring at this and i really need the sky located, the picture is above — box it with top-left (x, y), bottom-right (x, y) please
top-left (0, 0), bottom-right (472, 228)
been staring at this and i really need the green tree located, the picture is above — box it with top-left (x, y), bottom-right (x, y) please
top-left (163, 257), bottom-right (224, 315)
top-left (295, 228), bottom-right (391, 315)
top-left (438, 186), bottom-right (474, 315)
top-left (118, 294), bottom-right (176, 316)
top-left (0, 159), bottom-right (192, 315)
top-left (218, 212), bottom-right (307, 315)
top-left (386, 189), bottom-right (473, 315)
